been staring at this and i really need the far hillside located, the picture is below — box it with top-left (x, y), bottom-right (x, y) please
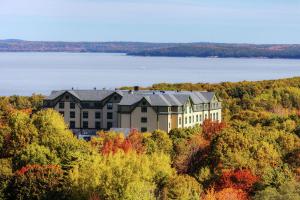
top-left (1, 39), bottom-right (300, 58)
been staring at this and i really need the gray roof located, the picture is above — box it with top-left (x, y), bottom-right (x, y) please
top-left (46, 90), bottom-right (116, 101)
top-left (46, 89), bottom-right (217, 106)
top-left (118, 90), bottom-right (217, 106)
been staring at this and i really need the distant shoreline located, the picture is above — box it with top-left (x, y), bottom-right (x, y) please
top-left (1, 40), bottom-right (300, 59)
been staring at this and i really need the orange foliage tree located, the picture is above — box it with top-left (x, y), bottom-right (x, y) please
top-left (202, 119), bottom-right (226, 140)
top-left (203, 187), bottom-right (249, 200)
top-left (216, 169), bottom-right (259, 192)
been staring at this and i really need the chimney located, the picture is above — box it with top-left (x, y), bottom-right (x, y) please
top-left (134, 86), bottom-right (139, 91)
top-left (94, 87), bottom-right (97, 90)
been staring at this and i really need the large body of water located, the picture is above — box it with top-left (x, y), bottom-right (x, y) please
top-left (1, 52), bottom-right (300, 96)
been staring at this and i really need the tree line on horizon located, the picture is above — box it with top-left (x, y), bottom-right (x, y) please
top-left (0, 77), bottom-right (299, 199)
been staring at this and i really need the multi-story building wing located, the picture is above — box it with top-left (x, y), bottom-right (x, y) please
top-left (44, 89), bottom-right (222, 136)
top-left (117, 90), bottom-right (222, 133)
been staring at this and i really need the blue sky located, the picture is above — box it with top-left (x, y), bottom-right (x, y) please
top-left (1, 0), bottom-right (300, 43)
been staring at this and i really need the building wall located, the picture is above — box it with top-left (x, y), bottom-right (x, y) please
top-left (130, 106), bottom-right (158, 132)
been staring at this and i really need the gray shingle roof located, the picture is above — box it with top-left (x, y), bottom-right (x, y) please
top-left (46, 89), bottom-right (217, 106)
top-left (46, 90), bottom-right (115, 101)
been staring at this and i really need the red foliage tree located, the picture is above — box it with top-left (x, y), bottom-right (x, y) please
top-left (101, 135), bottom-right (133, 155)
top-left (127, 129), bottom-right (145, 154)
top-left (216, 169), bottom-right (259, 192)
top-left (202, 119), bottom-right (226, 140)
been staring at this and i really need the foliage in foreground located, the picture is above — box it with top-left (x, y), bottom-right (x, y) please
top-left (1, 77), bottom-right (300, 199)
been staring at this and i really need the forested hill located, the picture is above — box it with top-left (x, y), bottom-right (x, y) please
top-left (128, 43), bottom-right (300, 59)
top-left (2, 39), bottom-right (300, 58)
top-left (0, 39), bottom-right (176, 53)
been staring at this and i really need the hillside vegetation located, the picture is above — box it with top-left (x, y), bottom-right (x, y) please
top-left (2, 39), bottom-right (300, 58)
top-left (0, 77), bottom-right (300, 200)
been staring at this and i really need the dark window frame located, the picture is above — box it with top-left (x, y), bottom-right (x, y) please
top-left (69, 121), bottom-right (75, 129)
top-left (107, 112), bottom-right (113, 120)
top-left (70, 102), bottom-right (75, 109)
top-left (95, 112), bottom-right (101, 119)
top-left (141, 117), bottom-right (147, 123)
top-left (70, 111), bottom-right (75, 118)
top-left (83, 111), bottom-right (89, 119)
top-left (59, 102), bottom-right (64, 109)
top-left (83, 121), bottom-right (89, 129)
top-left (141, 107), bottom-right (147, 113)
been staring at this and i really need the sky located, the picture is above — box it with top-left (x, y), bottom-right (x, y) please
top-left (0, 0), bottom-right (300, 43)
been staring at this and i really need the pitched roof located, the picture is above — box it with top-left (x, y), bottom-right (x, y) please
top-left (46, 89), bottom-right (217, 106)
top-left (46, 90), bottom-right (115, 101)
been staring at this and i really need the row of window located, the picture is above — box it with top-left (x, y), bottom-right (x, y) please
top-left (59, 102), bottom-right (114, 110)
top-left (69, 121), bottom-right (113, 130)
top-left (59, 102), bottom-right (75, 109)
top-left (59, 111), bottom-right (113, 120)
top-left (179, 114), bottom-right (204, 125)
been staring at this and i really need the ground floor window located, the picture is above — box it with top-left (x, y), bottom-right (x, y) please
top-left (83, 121), bottom-right (88, 129)
top-left (141, 127), bottom-right (147, 132)
top-left (69, 121), bottom-right (75, 129)
top-left (107, 122), bottom-right (113, 130)
top-left (95, 121), bottom-right (101, 129)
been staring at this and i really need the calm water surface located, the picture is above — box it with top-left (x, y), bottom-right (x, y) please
top-left (1, 53), bottom-right (300, 96)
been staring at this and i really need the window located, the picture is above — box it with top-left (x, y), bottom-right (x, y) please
top-left (59, 102), bottom-right (64, 109)
top-left (70, 102), bottom-right (75, 109)
top-left (70, 111), bottom-right (75, 118)
top-left (107, 122), bottom-right (113, 129)
top-left (192, 116), bottom-right (194, 122)
top-left (107, 103), bottom-right (113, 110)
top-left (189, 107), bottom-right (192, 113)
top-left (59, 111), bottom-right (64, 116)
top-left (65, 95), bottom-right (69, 100)
top-left (95, 121), bottom-right (101, 129)
top-left (185, 117), bottom-right (187, 124)
top-left (216, 113), bottom-right (219, 121)
top-left (141, 117), bottom-right (147, 123)
top-left (189, 116), bottom-right (191, 123)
top-left (168, 107), bottom-right (171, 112)
top-left (200, 115), bottom-right (202, 122)
top-left (95, 112), bottom-right (101, 119)
top-left (83, 111), bottom-right (88, 119)
top-left (83, 121), bottom-right (88, 129)
top-left (196, 115), bottom-right (198, 122)
top-left (141, 107), bottom-right (147, 113)
top-left (205, 114), bottom-right (208, 119)
top-left (142, 101), bottom-right (147, 106)
top-left (69, 121), bottom-right (75, 129)
top-left (213, 113), bottom-right (216, 121)
top-left (107, 112), bottom-right (113, 119)
top-left (114, 96), bottom-right (118, 100)
top-left (141, 127), bottom-right (147, 132)
top-left (179, 117), bottom-right (182, 125)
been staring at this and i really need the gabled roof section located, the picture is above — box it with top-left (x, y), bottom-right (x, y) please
top-left (46, 90), bottom-right (116, 101)
top-left (46, 89), bottom-right (219, 106)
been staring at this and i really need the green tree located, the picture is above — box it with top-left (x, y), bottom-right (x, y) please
top-left (160, 175), bottom-right (202, 200)
top-left (12, 143), bottom-right (59, 171)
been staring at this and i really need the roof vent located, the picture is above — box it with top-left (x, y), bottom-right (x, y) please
top-left (94, 87), bottom-right (97, 90)
top-left (72, 87), bottom-right (74, 90)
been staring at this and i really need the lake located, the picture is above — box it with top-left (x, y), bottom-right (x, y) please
top-left (1, 52), bottom-right (300, 96)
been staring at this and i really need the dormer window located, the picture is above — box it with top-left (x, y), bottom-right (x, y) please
top-left (107, 103), bottom-right (113, 110)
